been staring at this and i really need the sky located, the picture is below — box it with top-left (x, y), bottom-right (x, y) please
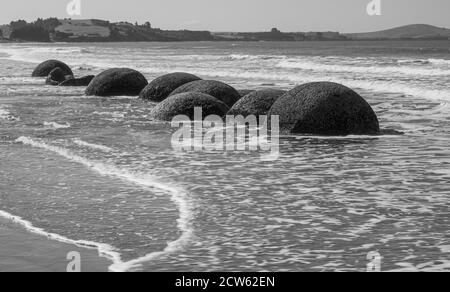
top-left (1, 0), bottom-right (449, 33)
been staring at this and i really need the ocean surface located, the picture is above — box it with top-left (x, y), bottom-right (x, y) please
top-left (0, 41), bottom-right (449, 272)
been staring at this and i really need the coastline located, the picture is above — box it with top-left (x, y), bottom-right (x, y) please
top-left (2, 20), bottom-right (449, 43)
top-left (0, 217), bottom-right (111, 272)
top-left (1, 38), bottom-right (450, 44)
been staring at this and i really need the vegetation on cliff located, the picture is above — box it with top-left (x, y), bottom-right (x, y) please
top-left (7, 18), bottom-right (61, 42)
top-left (1, 18), bottom-right (216, 42)
top-left (2, 18), bottom-right (448, 42)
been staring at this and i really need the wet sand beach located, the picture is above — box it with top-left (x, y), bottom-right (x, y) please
top-left (0, 219), bottom-right (110, 272)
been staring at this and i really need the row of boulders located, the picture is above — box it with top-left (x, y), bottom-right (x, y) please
top-left (32, 59), bottom-right (381, 135)
top-left (32, 59), bottom-right (95, 87)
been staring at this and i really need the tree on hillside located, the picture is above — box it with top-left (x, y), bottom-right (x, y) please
top-left (10, 25), bottom-right (50, 42)
top-left (271, 28), bottom-right (281, 33)
top-left (10, 20), bottom-right (28, 30)
top-left (34, 18), bottom-right (61, 32)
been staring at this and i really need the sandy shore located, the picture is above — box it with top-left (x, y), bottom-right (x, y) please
top-left (0, 218), bottom-right (111, 272)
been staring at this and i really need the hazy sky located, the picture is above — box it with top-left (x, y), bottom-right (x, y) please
top-left (1, 0), bottom-right (449, 32)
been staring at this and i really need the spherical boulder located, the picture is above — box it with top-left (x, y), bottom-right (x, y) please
top-left (85, 68), bottom-right (148, 96)
top-left (268, 82), bottom-right (380, 135)
top-left (237, 89), bottom-right (255, 97)
top-left (228, 89), bottom-right (286, 118)
top-left (60, 75), bottom-right (95, 87)
top-left (150, 92), bottom-right (229, 121)
top-left (32, 60), bottom-right (73, 77)
top-left (45, 67), bottom-right (72, 85)
top-left (169, 80), bottom-right (240, 107)
top-left (140, 72), bottom-right (201, 102)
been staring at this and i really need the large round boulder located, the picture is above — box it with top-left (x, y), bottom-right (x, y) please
top-left (150, 92), bottom-right (229, 121)
top-left (228, 89), bottom-right (286, 118)
top-left (169, 80), bottom-right (240, 107)
top-left (32, 60), bottom-right (73, 77)
top-left (85, 68), bottom-right (148, 96)
top-left (268, 82), bottom-right (380, 135)
top-left (140, 72), bottom-right (201, 102)
top-left (45, 67), bottom-right (73, 85)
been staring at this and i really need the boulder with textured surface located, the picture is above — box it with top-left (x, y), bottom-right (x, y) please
top-left (32, 60), bottom-right (73, 77)
top-left (140, 72), bottom-right (201, 102)
top-left (268, 82), bottom-right (380, 135)
top-left (150, 92), bottom-right (229, 121)
top-left (228, 89), bottom-right (286, 118)
top-left (170, 80), bottom-right (240, 107)
top-left (85, 68), bottom-right (148, 96)
top-left (45, 67), bottom-right (74, 86)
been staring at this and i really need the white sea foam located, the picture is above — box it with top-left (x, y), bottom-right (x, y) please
top-left (0, 105), bottom-right (20, 121)
top-left (225, 54), bottom-right (254, 61)
top-left (73, 138), bottom-right (113, 152)
top-left (0, 106), bottom-right (10, 119)
top-left (2, 44), bottom-right (449, 101)
top-left (88, 63), bottom-right (450, 102)
top-left (290, 134), bottom-right (383, 140)
top-left (14, 136), bottom-right (195, 272)
top-left (439, 245), bottom-right (450, 253)
top-left (173, 68), bottom-right (450, 102)
top-left (346, 216), bottom-right (387, 236)
top-left (0, 209), bottom-right (123, 267)
top-left (428, 58), bottom-right (450, 66)
top-left (0, 46), bottom-right (88, 64)
top-left (43, 121), bottom-right (71, 129)
top-left (277, 59), bottom-right (450, 76)
top-left (388, 261), bottom-right (450, 272)
top-left (223, 54), bottom-right (278, 61)
top-left (0, 76), bottom-right (42, 85)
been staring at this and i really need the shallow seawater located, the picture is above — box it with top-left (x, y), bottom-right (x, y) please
top-left (0, 41), bottom-right (449, 272)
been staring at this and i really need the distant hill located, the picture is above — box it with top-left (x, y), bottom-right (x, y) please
top-left (1, 18), bottom-right (348, 42)
top-left (213, 29), bottom-right (347, 41)
top-left (54, 19), bottom-right (111, 40)
top-left (346, 24), bottom-right (450, 40)
top-left (1, 18), bottom-right (216, 42)
top-left (2, 19), bottom-right (450, 42)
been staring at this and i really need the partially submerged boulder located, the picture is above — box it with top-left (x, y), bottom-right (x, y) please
top-left (150, 92), bottom-right (229, 121)
top-left (45, 67), bottom-right (73, 85)
top-left (228, 89), bottom-right (286, 118)
top-left (32, 60), bottom-right (73, 77)
top-left (60, 75), bottom-right (95, 87)
top-left (140, 72), bottom-right (201, 102)
top-left (268, 82), bottom-right (380, 135)
top-left (85, 68), bottom-right (148, 96)
top-left (169, 80), bottom-right (240, 107)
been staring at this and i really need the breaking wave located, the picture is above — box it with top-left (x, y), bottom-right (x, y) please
top-left (11, 136), bottom-right (196, 272)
